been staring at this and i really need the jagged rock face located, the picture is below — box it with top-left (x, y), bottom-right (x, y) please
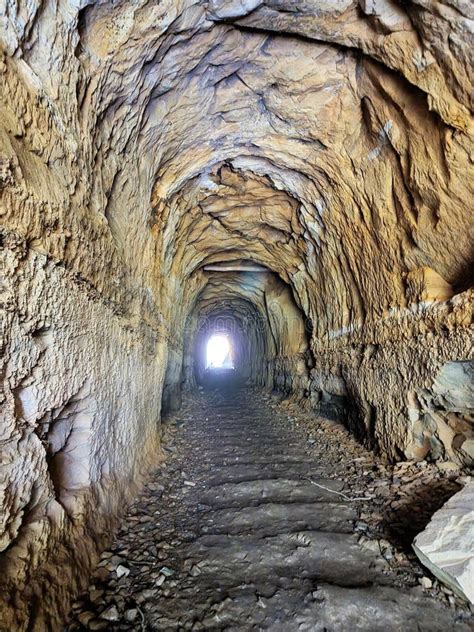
top-left (0, 1), bottom-right (473, 629)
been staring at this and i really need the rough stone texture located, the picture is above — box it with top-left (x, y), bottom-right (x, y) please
top-left (0, 0), bottom-right (473, 628)
top-left (0, 240), bottom-right (164, 630)
top-left (413, 481), bottom-right (474, 604)
top-left (66, 387), bottom-right (473, 630)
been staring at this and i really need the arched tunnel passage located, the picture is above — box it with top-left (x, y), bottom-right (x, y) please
top-left (198, 319), bottom-right (240, 388)
top-left (193, 300), bottom-right (264, 390)
top-left (177, 265), bottom-right (312, 402)
top-left (205, 333), bottom-right (234, 370)
top-left (1, 2), bottom-right (473, 630)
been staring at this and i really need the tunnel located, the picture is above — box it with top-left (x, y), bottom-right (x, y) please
top-left (0, 2), bottom-right (473, 630)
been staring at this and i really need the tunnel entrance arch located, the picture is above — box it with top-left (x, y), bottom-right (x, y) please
top-left (205, 333), bottom-right (234, 370)
top-left (193, 311), bottom-right (246, 386)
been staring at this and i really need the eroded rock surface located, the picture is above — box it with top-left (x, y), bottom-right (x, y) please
top-left (0, 0), bottom-right (473, 628)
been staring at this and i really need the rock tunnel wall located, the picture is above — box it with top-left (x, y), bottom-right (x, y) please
top-left (1, 0), bottom-right (473, 629)
top-left (1, 238), bottom-right (165, 630)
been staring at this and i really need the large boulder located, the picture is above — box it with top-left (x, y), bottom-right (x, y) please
top-left (413, 481), bottom-right (474, 604)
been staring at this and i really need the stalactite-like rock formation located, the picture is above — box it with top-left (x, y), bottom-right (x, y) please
top-left (0, 1), bottom-right (473, 629)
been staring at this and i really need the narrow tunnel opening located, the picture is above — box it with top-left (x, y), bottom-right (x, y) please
top-left (192, 308), bottom-right (250, 390)
top-left (205, 333), bottom-right (234, 370)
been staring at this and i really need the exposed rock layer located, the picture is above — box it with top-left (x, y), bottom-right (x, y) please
top-left (0, 1), bottom-right (473, 629)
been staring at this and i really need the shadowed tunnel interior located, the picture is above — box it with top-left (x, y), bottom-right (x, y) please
top-left (0, 1), bottom-right (473, 629)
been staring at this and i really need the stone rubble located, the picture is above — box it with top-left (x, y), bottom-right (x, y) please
top-left (66, 387), bottom-right (473, 631)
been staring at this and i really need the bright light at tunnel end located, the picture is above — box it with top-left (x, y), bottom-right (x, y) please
top-left (206, 334), bottom-right (234, 369)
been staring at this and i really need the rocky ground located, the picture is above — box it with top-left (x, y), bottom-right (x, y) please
top-left (66, 384), bottom-right (473, 631)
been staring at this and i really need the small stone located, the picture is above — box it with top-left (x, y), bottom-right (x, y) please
top-left (148, 482), bottom-right (164, 491)
top-left (190, 565), bottom-right (202, 576)
top-left (115, 564), bottom-right (130, 578)
top-left (88, 620), bottom-right (108, 630)
top-left (89, 589), bottom-right (104, 602)
top-left (77, 612), bottom-right (94, 626)
top-left (100, 605), bottom-right (120, 621)
top-left (355, 521), bottom-right (369, 532)
top-left (419, 577), bottom-right (433, 589)
top-left (441, 585), bottom-right (453, 595)
top-left (156, 574), bottom-right (166, 586)
top-left (383, 549), bottom-right (394, 561)
top-left (159, 566), bottom-right (175, 577)
top-left (124, 609), bottom-right (138, 622)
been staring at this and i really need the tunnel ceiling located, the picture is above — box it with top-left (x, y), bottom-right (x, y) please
top-left (2, 0), bottom-right (473, 341)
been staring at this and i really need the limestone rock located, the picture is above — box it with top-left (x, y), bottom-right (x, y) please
top-left (0, 0), bottom-right (473, 628)
top-left (413, 482), bottom-right (474, 604)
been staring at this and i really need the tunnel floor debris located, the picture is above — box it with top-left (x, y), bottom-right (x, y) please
top-left (67, 386), bottom-right (473, 630)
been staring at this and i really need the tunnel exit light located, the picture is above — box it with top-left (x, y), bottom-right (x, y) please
top-left (206, 334), bottom-right (234, 369)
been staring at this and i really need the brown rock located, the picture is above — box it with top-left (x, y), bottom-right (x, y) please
top-left (0, 1), bottom-right (472, 628)
top-left (406, 268), bottom-right (454, 305)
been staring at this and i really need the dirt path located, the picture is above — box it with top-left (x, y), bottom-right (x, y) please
top-left (67, 387), bottom-right (473, 631)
